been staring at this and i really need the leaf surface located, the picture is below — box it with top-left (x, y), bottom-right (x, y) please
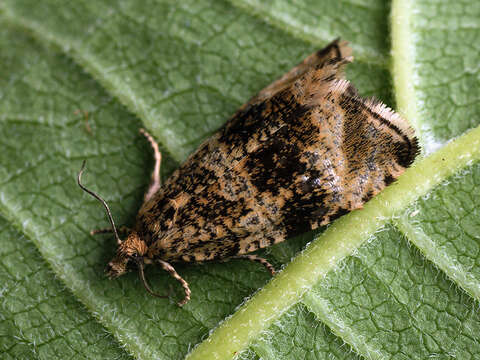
top-left (0, 215), bottom-right (131, 359)
top-left (0, 0), bottom-right (479, 359)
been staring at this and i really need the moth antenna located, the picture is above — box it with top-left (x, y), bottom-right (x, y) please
top-left (137, 260), bottom-right (168, 299)
top-left (77, 160), bottom-right (122, 245)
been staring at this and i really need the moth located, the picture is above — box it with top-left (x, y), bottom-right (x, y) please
top-left (78, 40), bottom-right (419, 306)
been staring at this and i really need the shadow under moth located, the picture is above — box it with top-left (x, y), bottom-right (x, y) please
top-left (78, 39), bottom-right (419, 306)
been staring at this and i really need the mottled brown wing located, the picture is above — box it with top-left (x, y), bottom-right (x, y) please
top-left (236, 39), bottom-right (351, 112)
top-left (137, 41), bottom-right (418, 263)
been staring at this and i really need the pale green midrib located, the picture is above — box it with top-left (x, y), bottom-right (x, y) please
top-left (396, 216), bottom-right (480, 301)
top-left (2, 4), bottom-right (478, 360)
top-left (390, 0), bottom-right (423, 146)
top-left (390, 0), bottom-right (480, 302)
top-left (0, 8), bottom-right (184, 163)
top-left (303, 233), bottom-right (445, 360)
top-left (187, 126), bottom-right (480, 360)
top-left (227, 0), bottom-right (388, 66)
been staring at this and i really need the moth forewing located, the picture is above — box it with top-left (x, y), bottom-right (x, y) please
top-left (79, 39), bottom-right (418, 306)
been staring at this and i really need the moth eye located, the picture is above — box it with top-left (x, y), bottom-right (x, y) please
top-left (125, 258), bottom-right (138, 271)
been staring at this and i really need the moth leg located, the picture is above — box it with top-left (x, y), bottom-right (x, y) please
top-left (231, 255), bottom-right (276, 276)
top-left (90, 226), bottom-right (130, 236)
top-left (156, 259), bottom-right (191, 306)
top-left (239, 39), bottom-right (351, 109)
top-left (140, 128), bottom-right (162, 203)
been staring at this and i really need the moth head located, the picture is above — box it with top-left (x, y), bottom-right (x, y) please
top-left (78, 160), bottom-right (167, 299)
top-left (105, 231), bottom-right (148, 278)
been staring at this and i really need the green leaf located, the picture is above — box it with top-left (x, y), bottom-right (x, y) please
top-left (0, 215), bottom-right (132, 359)
top-left (0, 1), bottom-right (479, 359)
top-left (392, 0), bottom-right (480, 152)
top-left (0, 0), bottom-right (392, 161)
